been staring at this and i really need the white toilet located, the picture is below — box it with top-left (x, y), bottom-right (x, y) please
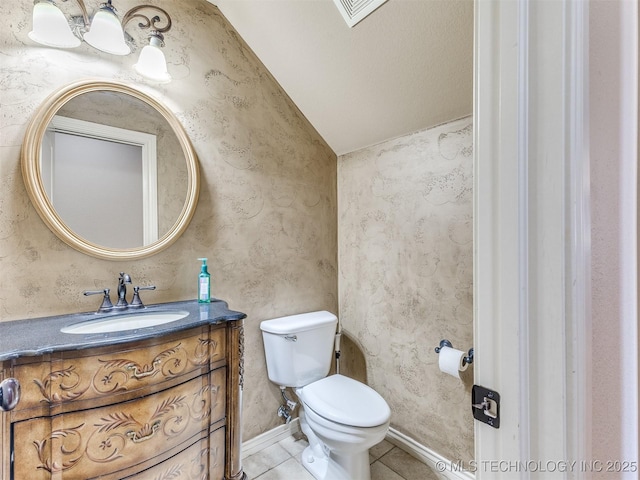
top-left (260, 311), bottom-right (391, 480)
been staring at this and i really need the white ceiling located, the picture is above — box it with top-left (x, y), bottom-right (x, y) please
top-left (211, 0), bottom-right (474, 156)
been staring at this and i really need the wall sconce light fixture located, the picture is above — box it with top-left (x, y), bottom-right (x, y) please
top-left (29, 0), bottom-right (172, 83)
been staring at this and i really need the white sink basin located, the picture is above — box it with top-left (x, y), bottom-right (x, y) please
top-left (61, 310), bottom-right (189, 334)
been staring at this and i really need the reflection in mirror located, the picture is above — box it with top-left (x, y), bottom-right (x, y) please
top-left (21, 80), bottom-right (199, 260)
top-left (44, 115), bottom-right (158, 248)
top-left (47, 90), bottom-right (188, 248)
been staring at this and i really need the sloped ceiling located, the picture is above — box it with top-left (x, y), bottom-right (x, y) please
top-left (211, 0), bottom-right (474, 155)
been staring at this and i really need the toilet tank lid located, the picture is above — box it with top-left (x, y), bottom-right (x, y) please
top-left (260, 311), bottom-right (338, 334)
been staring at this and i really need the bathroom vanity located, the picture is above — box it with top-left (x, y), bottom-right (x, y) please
top-left (0, 300), bottom-right (246, 480)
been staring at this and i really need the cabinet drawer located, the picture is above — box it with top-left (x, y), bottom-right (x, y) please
top-left (121, 427), bottom-right (226, 480)
top-left (12, 326), bottom-right (226, 418)
top-left (12, 368), bottom-right (226, 480)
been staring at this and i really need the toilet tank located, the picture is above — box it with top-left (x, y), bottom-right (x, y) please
top-left (260, 311), bottom-right (338, 388)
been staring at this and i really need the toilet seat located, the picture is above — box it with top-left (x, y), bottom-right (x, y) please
top-left (297, 374), bottom-right (390, 427)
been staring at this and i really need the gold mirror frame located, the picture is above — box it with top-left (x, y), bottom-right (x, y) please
top-left (21, 79), bottom-right (200, 260)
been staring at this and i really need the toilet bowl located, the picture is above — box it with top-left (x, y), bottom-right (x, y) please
top-left (296, 374), bottom-right (391, 480)
top-left (260, 311), bottom-right (391, 480)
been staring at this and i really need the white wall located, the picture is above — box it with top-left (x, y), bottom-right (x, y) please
top-left (590, 0), bottom-right (639, 475)
top-left (473, 1), bottom-right (638, 477)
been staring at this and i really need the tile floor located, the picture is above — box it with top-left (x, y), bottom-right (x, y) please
top-left (244, 434), bottom-right (441, 480)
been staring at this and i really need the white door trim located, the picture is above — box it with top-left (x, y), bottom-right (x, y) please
top-left (48, 115), bottom-right (159, 245)
top-left (473, 0), bottom-right (526, 472)
top-left (473, 0), bottom-right (591, 478)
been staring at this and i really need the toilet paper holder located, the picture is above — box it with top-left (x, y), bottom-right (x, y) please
top-left (434, 339), bottom-right (474, 366)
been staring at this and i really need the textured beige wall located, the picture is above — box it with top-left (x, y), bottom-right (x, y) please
top-left (0, 0), bottom-right (337, 441)
top-left (338, 117), bottom-right (474, 462)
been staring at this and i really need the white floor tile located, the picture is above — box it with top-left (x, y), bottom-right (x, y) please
top-left (245, 434), bottom-right (432, 480)
top-left (370, 439), bottom-right (395, 462)
top-left (253, 457), bottom-right (315, 480)
top-left (278, 434), bottom-right (309, 459)
top-left (371, 460), bottom-right (406, 480)
top-left (243, 442), bottom-right (292, 479)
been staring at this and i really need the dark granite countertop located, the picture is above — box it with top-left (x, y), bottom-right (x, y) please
top-left (0, 299), bottom-right (246, 361)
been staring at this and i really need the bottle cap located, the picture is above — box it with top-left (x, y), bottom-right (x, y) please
top-left (198, 257), bottom-right (209, 273)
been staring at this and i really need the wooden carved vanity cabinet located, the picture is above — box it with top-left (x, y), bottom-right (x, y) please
top-left (0, 307), bottom-right (246, 480)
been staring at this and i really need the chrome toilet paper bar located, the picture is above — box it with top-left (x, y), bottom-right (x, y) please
top-left (434, 339), bottom-right (474, 366)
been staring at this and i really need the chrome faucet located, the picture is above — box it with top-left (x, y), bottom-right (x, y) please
top-left (83, 288), bottom-right (114, 313)
top-left (130, 285), bottom-right (157, 308)
top-left (84, 273), bottom-right (156, 313)
top-left (115, 272), bottom-right (132, 309)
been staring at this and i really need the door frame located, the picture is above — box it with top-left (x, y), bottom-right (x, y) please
top-left (473, 0), bottom-right (592, 477)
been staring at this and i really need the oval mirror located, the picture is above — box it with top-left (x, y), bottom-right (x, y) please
top-left (21, 79), bottom-right (199, 260)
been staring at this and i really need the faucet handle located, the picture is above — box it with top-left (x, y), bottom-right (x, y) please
top-left (84, 288), bottom-right (114, 313)
top-left (130, 285), bottom-right (156, 309)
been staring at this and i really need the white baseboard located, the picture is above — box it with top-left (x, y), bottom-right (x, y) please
top-left (387, 427), bottom-right (474, 480)
top-left (242, 422), bottom-right (474, 480)
top-left (242, 418), bottom-right (301, 458)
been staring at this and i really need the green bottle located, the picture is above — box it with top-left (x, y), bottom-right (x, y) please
top-left (198, 258), bottom-right (211, 303)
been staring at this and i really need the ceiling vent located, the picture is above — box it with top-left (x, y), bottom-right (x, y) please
top-left (332, 0), bottom-right (389, 28)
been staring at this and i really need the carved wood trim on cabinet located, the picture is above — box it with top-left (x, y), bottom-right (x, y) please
top-left (0, 367), bottom-right (6, 480)
top-left (225, 321), bottom-right (245, 480)
top-left (3, 319), bottom-right (245, 480)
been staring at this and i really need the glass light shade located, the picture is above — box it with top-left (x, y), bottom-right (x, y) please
top-left (133, 37), bottom-right (171, 84)
top-left (83, 8), bottom-right (130, 55)
top-left (28, 1), bottom-right (81, 49)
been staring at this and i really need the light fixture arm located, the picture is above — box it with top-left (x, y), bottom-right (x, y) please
top-left (122, 5), bottom-right (172, 38)
top-left (55, 1), bottom-right (172, 38)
